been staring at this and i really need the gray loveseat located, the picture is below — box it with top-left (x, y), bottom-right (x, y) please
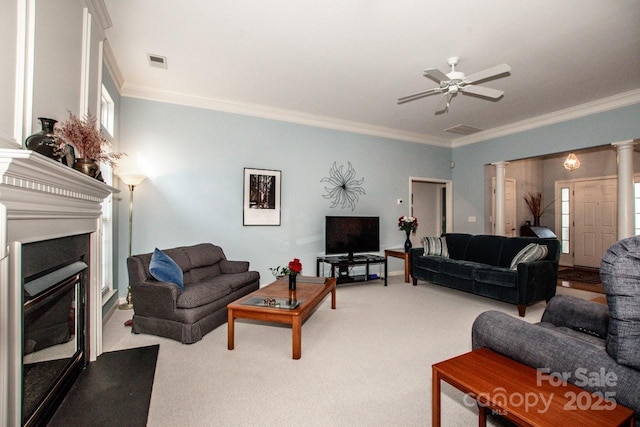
top-left (127, 243), bottom-right (259, 343)
top-left (472, 236), bottom-right (640, 421)
top-left (411, 233), bottom-right (560, 316)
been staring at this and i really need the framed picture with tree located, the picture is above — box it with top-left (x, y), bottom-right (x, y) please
top-left (243, 168), bottom-right (281, 225)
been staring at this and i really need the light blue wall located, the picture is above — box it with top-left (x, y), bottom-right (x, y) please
top-left (451, 103), bottom-right (640, 234)
top-left (116, 97), bottom-right (451, 294)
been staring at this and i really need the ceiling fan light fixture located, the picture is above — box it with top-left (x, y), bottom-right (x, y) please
top-left (563, 152), bottom-right (581, 171)
top-left (397, 57), bottom-right (511, 113)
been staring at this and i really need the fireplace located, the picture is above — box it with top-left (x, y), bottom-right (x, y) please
top-left (0, 149), bottom-right (117, 426)
top-left (22, 234), bottom-right (89, 426)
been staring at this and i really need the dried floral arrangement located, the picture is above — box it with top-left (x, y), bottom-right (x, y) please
top-left (55, 111), bottom-right (125, 167)
top-left (523, 191), bottom-right (554, 219)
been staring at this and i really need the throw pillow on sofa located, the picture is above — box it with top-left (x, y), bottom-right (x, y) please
top-left (150, 248), bottom-right (184, 291)
top-left (422, 236), bottom-right (449, 257)
top-left (509, 243), bottom-right (548, 270)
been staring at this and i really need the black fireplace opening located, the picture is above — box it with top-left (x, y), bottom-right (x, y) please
top-left (21, 234), bottom-right (90, 427)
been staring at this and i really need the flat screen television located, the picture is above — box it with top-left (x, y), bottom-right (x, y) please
top-left (325, 216), bottom-right (380, 259)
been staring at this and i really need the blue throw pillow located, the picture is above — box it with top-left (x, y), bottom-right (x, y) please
top-left (149, 248), bottom-right (184, 291)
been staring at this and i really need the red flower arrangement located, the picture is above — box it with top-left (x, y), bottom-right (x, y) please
top-left (398, 216), bottom-right (418, 234)
top-left (269, 258), bottom-right (303, 278)
top-left (288, 258), bottom-right (302, 275)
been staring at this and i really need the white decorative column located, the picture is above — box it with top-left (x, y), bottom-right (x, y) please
top-left (492, 162), bottom-right (509, 236)
top-left (612, 140), bottom-right (638, 239)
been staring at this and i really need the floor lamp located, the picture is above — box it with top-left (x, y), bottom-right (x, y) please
top-left (118, 173), bottom-right (148, 310)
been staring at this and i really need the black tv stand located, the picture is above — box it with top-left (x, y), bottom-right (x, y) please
top-left (338, 254), bottom-right (366, 262)
top-left (316, 254), bottom-right (385, 285)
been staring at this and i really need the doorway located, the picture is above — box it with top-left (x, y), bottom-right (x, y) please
top-left (409, 178), bottom-right (453, 246)
top-left (491, 177), bottom-right (517, 236)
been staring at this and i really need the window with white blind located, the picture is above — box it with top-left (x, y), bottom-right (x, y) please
top-left (100, 84), bottom-right (115, 296)
top-left (100, 163), bottom-right (114, 295)
top-left (101, 84), bottom-right (114, 137)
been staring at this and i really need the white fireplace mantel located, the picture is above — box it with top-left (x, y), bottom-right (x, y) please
top-left (0, 148), bottom-right (118, 427)
top-left (0, 149), bottom-right (115, 232)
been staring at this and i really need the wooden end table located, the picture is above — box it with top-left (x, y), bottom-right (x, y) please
top-left (432, 348), bottom-right (635, 426)
top-left (227, 277), bottom-right (336, 360)
top-left (384, 248), bottom-right (411, 286)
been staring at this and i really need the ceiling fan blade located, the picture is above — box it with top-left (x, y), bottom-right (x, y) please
top-left (460, 84), bottom-right (504, 99)
top-left (397, 88), bottom-right (443, 105)
top-left (464, 63), bottom-right (511, 84)
top-left (423, 68), bottom-right (450, 84)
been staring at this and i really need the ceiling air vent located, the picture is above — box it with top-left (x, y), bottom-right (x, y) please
top-left (147, 54), bottom-right (167, 69)
top-left (445, 124), bottom-right (483, 136)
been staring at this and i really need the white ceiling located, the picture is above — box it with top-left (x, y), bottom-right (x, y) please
top-left (103, 0), bottom-right (640, 146)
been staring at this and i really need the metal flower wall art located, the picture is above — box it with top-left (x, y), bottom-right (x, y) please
top-left (321, 161), bottom-right (365, 210)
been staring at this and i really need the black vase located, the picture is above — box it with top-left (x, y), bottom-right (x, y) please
top-left (25, 117), bottom-right (66, 162)
top-left (289, 274), bottom-right (296, 290)
top-left (404, 231), bottom-right (412, 252)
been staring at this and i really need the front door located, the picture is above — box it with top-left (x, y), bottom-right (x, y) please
top-left (574, 178), bottom-right (617, 268)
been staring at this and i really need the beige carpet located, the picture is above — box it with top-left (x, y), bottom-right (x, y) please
top-left (102, 275), bottom-right (602, 426)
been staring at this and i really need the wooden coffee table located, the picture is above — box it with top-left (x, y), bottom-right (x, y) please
top-left (432, 348), bottom-right (635, 426)
top-left (227, 277), bottom-right (336, 359)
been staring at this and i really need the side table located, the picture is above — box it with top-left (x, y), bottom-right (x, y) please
top-left (432, 348), bottom-right (634, 427)
top-left (384, 248), bottom-right (411, 286)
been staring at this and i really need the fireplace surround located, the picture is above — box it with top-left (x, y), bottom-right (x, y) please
top-left (0, 149), bottom-right (117, 426)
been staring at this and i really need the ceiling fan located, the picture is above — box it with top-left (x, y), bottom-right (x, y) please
top-left (397, 57), bottom-right (511, 113)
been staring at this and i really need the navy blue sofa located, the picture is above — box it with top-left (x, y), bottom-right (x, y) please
top-left (410, 233), bottom-right (560, 316)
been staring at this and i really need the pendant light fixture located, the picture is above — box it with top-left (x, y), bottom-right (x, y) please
top-left (563, 152), bottom-right (581, 171)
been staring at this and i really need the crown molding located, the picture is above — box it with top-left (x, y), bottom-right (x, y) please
top-left (103, 40), bottom-right (124, 91)
top-left (120, 84), bottom-right (451, 147)
top-left (118, 84), bottom-right (640, 149)
top-left (83, 0), bottom-right (112, 31)
top-left (451, 89), bottom-right (640, 148)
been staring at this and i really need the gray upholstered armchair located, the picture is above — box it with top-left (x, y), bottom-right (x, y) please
top-left (472, 236), bottom-right (640, 421)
